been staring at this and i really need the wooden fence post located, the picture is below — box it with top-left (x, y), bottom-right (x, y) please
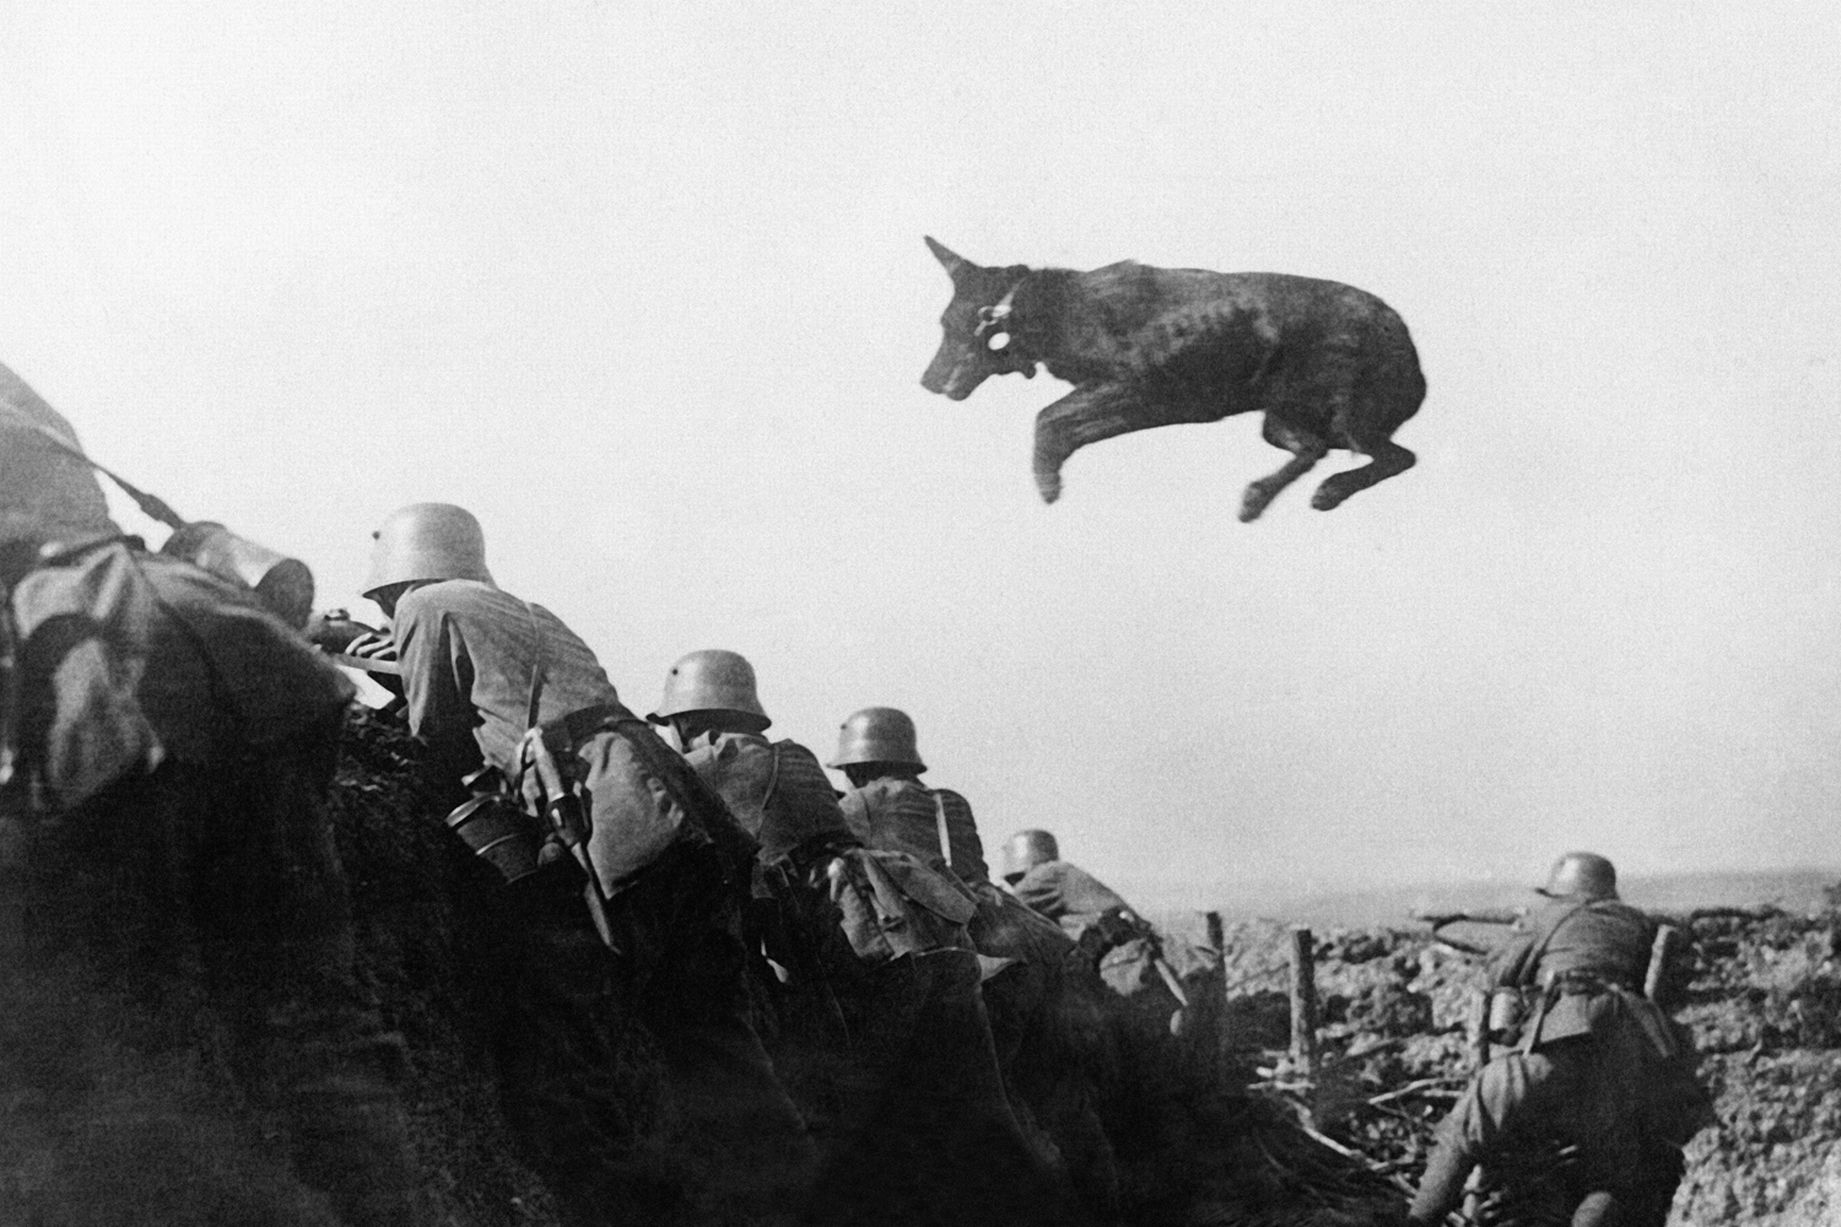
top-left (1288, 924), bottom-right (1317, 1077)
top-left (1645, 923), bottom-right (1680, 1008)
top-left (1205, 911), bottom-right (1228, 1070)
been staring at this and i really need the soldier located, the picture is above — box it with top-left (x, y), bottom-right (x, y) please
top-left (1, 365), bottom-right (418, 1225)
top-left (1002, 828), bottom-right (1199, 1040)
top-left (349, 504), bottom-right (812, 1225)
top-left (1409, 852), bottom-right (1711, 1227)
top-left (1491, 852), bottom-right (1653, 1003)
top-left (1002, 828), bottom-right (1134, 919)
top-left (831, 707), bottom-right (1117, 1224)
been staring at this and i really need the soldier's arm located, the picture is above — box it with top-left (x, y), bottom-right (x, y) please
top-left (1010, 865), bottom-right (1066, 918)
top-left (1490, 930), bottom-right (1539, 989)
top-left (837, 789), bottom-right (873, 844)
top-left (392, 595), bottom-right (483, 789)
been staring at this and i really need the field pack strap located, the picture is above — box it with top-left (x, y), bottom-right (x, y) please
top-left (932, 790), bottom-right (952, 870)
top-left (0, 578), bottom-right (18, 791)
top-left (1518, 899), bottom-right (1592, 988)
top-left (1515, 899), bottom-right (1595, 1055)
top-left (759, 740), bottom-right (786, 816)
top-left (520, 601), bottom-right (546, 733)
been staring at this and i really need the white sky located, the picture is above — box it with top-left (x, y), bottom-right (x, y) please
top-left (4, 2), bottom-right (1837, 906)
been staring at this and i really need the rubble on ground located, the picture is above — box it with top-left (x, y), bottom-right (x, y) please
top-left (15, 703), bottom-right (1827, 1225)
top-left (1196, 896), bottom-right (1841, 1227)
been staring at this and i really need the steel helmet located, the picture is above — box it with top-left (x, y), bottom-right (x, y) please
top-left (1002, 829), bottom-right (1060, 881)
top-left (1538, 851), bottom-right (1619, 901)
top-left (362, 502), bottom-right (494, 599)
top-left (649, 649), bottom-right (770, 727)
top-left (829, 706), bottom-right (925, 771)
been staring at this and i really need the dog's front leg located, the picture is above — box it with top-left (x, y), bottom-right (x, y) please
top-left (1032, 382), bottom-right (1160, 503)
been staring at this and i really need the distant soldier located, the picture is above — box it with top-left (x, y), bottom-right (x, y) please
top-left (831, 707), bottom-right (1116, 1224)
top-left (1410, 852), bottom-right (1712, 1227)
top-left (1491, 853), bottom-right (1653, 1006)
top-left (348, 504), bottom-right (812, 1225)
top-left (1, 364), bottom-right (418, 1226)
top-left (1002, 829), bottom-right (1198, 1037)
top-left (650, 651), bottom-right (1071, 1226)
top-left (1002, 829), bottom-right (1134, 919)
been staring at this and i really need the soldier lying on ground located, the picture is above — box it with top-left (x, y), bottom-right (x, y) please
top-left (831, 707), bottom-right (1119, 1225)
top-left (347, 503), bottom-right (813, 1226)
top-left (650, 650), bottom-right (1076, 1227)
top-left (1, 365), bottom-right (418, 1226)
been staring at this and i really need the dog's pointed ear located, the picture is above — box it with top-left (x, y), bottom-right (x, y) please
top-left (924, 236), bottom-right (972, 282)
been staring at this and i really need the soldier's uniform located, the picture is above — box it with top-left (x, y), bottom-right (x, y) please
top-left (1005, 847), bottom-right (1197, 1040)
top-left (1009, 857), bottom-right (1133, 920)
top-left (1410, 1026), bottom-right (1708, 1227)
top-left (655, 656), bottom-right (1071, 1226)
top-left (831, 710), bottom-right (1115, 1224)
top-left (365, 510), bottom-right (811, 1225)
top-left (1413, 853), bottom-right (1711, 1227)
top-left (1492, 896), bottom-right (1654, 997)
top-left (1, 365), bottom-right (418, 1226)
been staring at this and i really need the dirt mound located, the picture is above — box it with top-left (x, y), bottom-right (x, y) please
top-left (328, 706), bottom-right (562, 1225)
top-left (329, 710), bottom-right (1403, 1226)
top-left (25, 704), bottom-right (1823, 1225)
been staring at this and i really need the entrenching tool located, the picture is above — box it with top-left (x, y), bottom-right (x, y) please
top-left (519, 726), bottom-right (617, 953)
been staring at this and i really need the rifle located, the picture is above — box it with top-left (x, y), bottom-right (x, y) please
top-left (1412, 908), bottom-right (1524, 929)
top-left (1413, 908), bottom-right (1525, 956)
top-left (306, 610), bottom-right (404, 677)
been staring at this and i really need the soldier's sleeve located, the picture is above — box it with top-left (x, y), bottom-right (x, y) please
top-left (393, 592), bottom-right (483, 787)
top-left (1011, 865), bottom-right (1067, 918)
top-left (838, 789), bottom-right (873, 844)
top-left (1491, 929), bottom-right (1538, 989)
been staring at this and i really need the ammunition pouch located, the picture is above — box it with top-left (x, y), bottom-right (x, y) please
top-left (826, 847), bottom-right (976, 968)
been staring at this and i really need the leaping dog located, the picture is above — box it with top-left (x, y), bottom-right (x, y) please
top-left (920, 237), bottom-right (1427, 521)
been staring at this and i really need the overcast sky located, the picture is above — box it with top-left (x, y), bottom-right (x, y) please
top-left (3, 2), bottom-right (1836, 907)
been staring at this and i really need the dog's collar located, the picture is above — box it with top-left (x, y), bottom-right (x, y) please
top-left (975, 277), bottom-right (1028, 342)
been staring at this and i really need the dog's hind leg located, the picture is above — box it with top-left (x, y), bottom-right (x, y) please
top-left (1241, 415), bottom-right (1329, 522)
top-left (1032, 383), bottom-right (1162, 503)
top-left (1309, 436), bottom-right (1415, 511)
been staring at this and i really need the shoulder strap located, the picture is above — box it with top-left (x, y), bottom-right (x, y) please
top-left (1521, 898), bottom-right (1593, 985)
top-left (932, 789), bottom-right (953, 870)
top-left (759, 740), bottom-right (786, 814)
